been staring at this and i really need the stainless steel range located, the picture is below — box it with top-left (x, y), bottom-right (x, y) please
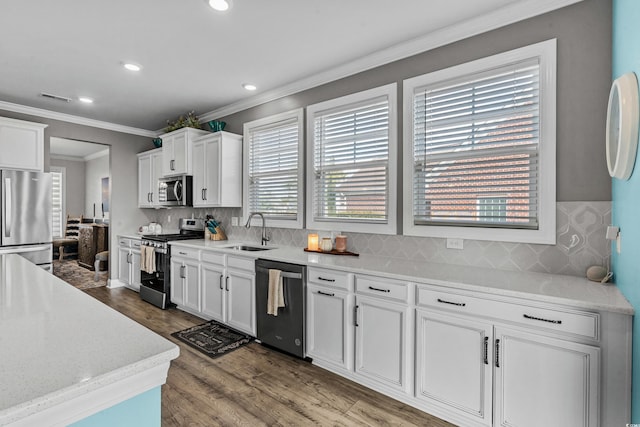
top-left (139, 218), bottom-right (204, 309)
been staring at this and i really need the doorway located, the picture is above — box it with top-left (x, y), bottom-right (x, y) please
top-left (49, 137), bottom-right (111, 289)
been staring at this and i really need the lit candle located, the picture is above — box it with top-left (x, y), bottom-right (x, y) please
top-left (308, 233), bottom-right (319, 251)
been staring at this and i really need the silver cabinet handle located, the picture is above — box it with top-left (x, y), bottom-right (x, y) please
top-left (354, 305), bottom-right (359, 327)
top-left (368, 286), bottom-right (390, 293)
top-left (201, 188), bottom-right (205, 200)
top-left (204, 188), bottom-right (207, 200)
top-left (4, 178), bottom-right (11, 237)
top-left (225, 276), bottom-right (229, 291)
top-left (180, 265), bottom-right (186, 279)
top-left (484, 337), bottom-right (489, 365)
top-left (495, 339), bottom-right (501, 368)
top-left (170, 159), bottom-right (175, 170)
top-left (523, 314), bottom-right (562, 324)
top-left (150, 192), bottom-right (153, 202)
top-left (219, 274), bottom-right (223, 290)
top-left (437, 298), bottom-right (466, 307)
top-left (318, 290), bottom-right (335, 297)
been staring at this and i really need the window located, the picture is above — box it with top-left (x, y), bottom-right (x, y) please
top-left (403, 39), bottom-right (556, 244)
top-left (243, 109), bottom-right (304, 229)
top-left (51, 166), bottom-right (65, 238)
top-left (306, 84), bottom-right (397, 234)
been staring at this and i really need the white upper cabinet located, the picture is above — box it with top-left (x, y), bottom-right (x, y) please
top-left (160, 127), bottom-right (209, 176)
top-left (192, 131), bottom-right (242, 208)
top-left (137, 148), bottom-right (163, 208)
top-left (0, 117), bottom-right (47, 171)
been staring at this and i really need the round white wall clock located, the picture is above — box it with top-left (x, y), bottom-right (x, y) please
top-left (606, 72), bottom-right (639, 180)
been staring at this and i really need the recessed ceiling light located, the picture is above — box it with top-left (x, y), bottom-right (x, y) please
top-left (208, 0), bottom-right (231, 11)
top-left (78, 97), bottom-right (94, 104)
top-left (243, 83), bottom-right (257, 91)
top-left (123, 63), bottom-right (142, 72)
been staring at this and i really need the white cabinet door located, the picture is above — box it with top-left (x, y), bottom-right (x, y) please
top-left (201, 262), bottom-right (225, 322)
top-left (130, 250), bottom-right (141, 290)
top-left (306, 284), bottom-right (351, 370)
top-left (183, 260), bottom-right (200, 312)
top-left (226, 269), bottom-right (255, 335)
top-left (118, 247), bottom-right (131, 285)
top-left (171, 132), bottom-right (188, 175)
top-left (203, 137), bottom-right (221, 205)
top-left (137, 153), bottom-right (152, 207)
top-left (355, 295), bottom-right (410, 393)
top-left (494, 326), bottom-right (600, 427)
top-left (192, 139), bottom-right (207, 207)
top-left (0, 117), bottom-right (46, 171)
top-left (150, 150), bottom-right (163, 205)
top-left (170, 258), bottom-right (185, 306)
top-left (415, 309), bottom-right (493, 426)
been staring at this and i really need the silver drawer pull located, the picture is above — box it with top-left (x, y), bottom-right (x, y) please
top-left (523, 314), bottom-right (562, 324)
top-left (437, 298), bottom-right (466, 307)
top-left (318, 290), bottom-right (335, 297)
top-left (368, 286), bottom-right (390, 293)
top-left (318, 277), bottom-right (335, 282)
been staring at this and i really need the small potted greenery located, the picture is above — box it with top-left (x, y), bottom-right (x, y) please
top-left (164, 111), bottom-right (202, 133)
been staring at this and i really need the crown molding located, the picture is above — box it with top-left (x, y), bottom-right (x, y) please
top-left (198, 0), bottom-right (584, 123)
top-left (0, 100), bottom-right (157, 137)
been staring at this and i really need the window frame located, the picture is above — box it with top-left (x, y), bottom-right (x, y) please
top-left (50, 166), bottom-right (66, 239)
top-left (306, 83), bottom-right (398, 235)
top-left (243, 108), bottom-right (305, 229)
top-left (402, 39), bottom-right (556, 244)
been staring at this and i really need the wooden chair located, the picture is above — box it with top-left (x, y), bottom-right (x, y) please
top-left (53, 215), bottom-right (83, 261)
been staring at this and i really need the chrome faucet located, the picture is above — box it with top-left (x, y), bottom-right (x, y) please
top-left (245, 212), bottom-right (270, 246)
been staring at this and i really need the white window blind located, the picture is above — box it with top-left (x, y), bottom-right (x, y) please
top-left (247, 117), bottom-right (301, 221)
top-left (412, 58), bottom-right (540, 229)
top-left (311, 96), bottom-right (390, 224)
top-left (51, 167), bottom-right (64, 238)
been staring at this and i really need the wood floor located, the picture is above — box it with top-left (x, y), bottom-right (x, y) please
top-left (84, 286), bottom-right (454, 427)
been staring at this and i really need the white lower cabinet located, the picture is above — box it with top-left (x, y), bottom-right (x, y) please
top-left (171, 246), bottom-right (256, 336)
top-left (306, 283), bottom-right (351, 371)
top-left (117, 237), bottom-right (141, 290)
top-left (355, 294), bottom-right (410, 394)
top-left (225, 255), bottom-right (256, 336)
top-left (201, 261), bottom-right (225, 322)
top-left (170, 251), bottom-right (200, 311)
top-left (494, 327), bottom-right (599, 427)
top-left (415, 309), bottom-right (493, 426)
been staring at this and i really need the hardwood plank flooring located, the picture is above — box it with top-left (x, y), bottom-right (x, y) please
top-left (83, 286), bottom-right (454, 427)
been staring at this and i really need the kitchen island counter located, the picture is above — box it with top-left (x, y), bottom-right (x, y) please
top-left (0, 254), bottom-right (179, 426)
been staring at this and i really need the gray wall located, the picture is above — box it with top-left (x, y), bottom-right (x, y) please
top-left (49, 158), bottom-right (85, 219)
top-left (219, 0), bottom-right (612, 203)
top-left (0, 108), bottom-right (155, 281)
top-left (84, 153), bottom-right (109, 219)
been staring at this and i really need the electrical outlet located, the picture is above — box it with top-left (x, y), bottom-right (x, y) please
top-left (446, 238), bottom-right (464, 250)
top-left (231, 217), bottom-right (239, 226)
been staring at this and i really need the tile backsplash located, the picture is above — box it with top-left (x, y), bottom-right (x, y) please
top-left (150, 201), bottom-right (611, 278)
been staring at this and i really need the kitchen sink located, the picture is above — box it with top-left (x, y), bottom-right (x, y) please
top-left (223, 245), bottom-right (273, 252)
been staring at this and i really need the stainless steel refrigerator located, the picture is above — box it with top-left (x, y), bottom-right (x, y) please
top-left (0, 170), bottom-right (53, 271)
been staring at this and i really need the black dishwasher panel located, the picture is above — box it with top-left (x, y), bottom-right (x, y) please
top-left (255, 259), bottom-right (306, 358)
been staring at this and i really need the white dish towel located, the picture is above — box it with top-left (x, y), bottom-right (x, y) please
top-left (267, 269), bottom-right (285, 316)
top-left (140, 245), bottom-right (156, 274)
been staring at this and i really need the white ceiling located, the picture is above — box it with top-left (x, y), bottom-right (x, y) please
top-left (0, 0), bottom-right (578, 133)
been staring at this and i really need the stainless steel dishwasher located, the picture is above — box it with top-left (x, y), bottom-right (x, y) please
top-left (255, 259), bottom-right (306, 358)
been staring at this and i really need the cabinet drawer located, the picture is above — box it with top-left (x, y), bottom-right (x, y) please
top-left (355, 275), bottom-right (408, 303)
top-left (201, 250), bottom-right (225, 266)
top-left (227, 255), bottom-right (255, 272)
top-left (417, 287), bottom-right (599, 340)
top-left (308, 267), bottom-right (351, 290)
top-left (171, 246), bottom-right (200, 260)
top-left (131, 240), bottom-right (142, 250)
top-left (118, 237), bottom-right (132, 248)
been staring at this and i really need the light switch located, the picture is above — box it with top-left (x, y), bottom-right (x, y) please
top-left (231, 217), bottom-right (239, 226)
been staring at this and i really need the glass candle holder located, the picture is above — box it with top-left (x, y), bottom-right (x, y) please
top-left (307, 233), bottom-right (319, 251)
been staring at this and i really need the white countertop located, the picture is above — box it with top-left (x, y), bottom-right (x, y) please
top-left (170, 239), bottom-right (634, 315)
top-left (0, 254), bottom-right (179, 425)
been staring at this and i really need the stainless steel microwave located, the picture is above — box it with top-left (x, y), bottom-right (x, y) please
top-left (158, 175), bottom-right (193, 206)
